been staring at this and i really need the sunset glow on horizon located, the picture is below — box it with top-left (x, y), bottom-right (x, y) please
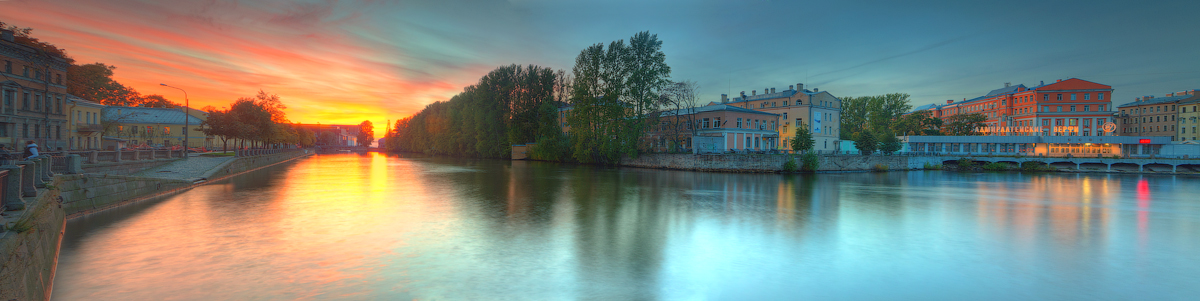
top-left (2, 0), bottom-right (503, 127)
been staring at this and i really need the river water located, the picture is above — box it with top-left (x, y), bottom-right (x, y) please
top-left (53, 153), bottom-right (1200, 300)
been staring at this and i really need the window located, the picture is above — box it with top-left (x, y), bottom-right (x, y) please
top-left (796, 118), bottom-right (802, 126)
top-left (56, 74), bottom-right (62, 85)
top-left (1084, 105), bottom-right (1089, 112)
top-left (35, 70), bottom-right (42, 80)
top-left (34, 124), bottom-right (39, 138)
top-left (783, 112), bottom-right (787, 120)
top-left (1071, 94), bottom-right (1077, 100)
top-left (1070, 105), bottom-right (1076, 112)
top-left (22, 124), bottom-right (28, 138)
top-left (1084, 93), bottom-right (1090, 100)
top-left (760, 103), bottom-right (765, 108)
top-left (737, 118), bottom-right (743, 128)
top-left (1099, 105), bottom-right (1105, 111)
top-left (1043, 94), bottom-right (1048, 101)
top-left (714, 117), bottom-right (722, 128)
top-left (23, 66), bottom-right (29, 77)
top-left (1084, 119), bottom-right (1091, 127)
top-left (1057, 106), bottom-right (1062, 112)
top-left (772, 102), bottom-right (776, 107)
top-left (132, 126), bottom-right (139, 134)
top-left (3, 60), bottom-right (9, 73)
top-left (163, 127), bottom-right (171, 135)
top-left (1057, 94), bottom-right (1062, 101)
top-left (1098, 93), bottom-right (1104, 100)
top-left (22, 92), bottom-right (29, 109)
top-left (56, 126), bottom-right (60, 139)
top-left (34, 94), bottom-right (40, 111)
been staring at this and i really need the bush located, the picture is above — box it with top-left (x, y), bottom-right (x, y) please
top-left (1021, 161), bottom-right (1051, 171)
top-left (801, 152), bottom-right (819, 171)
top-left (873, 164), bottom-right (888, 172)
top-left (782, 158), bottom-right (798, 172)
top-left (923, 162), bottom-right (943, 170)
top-left (982, 162), bottom-right (1009, 171)
top-left (957, 158), bottom-right (976, 168)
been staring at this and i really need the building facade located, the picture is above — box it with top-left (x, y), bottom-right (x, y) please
top-left (915, 78), bottom-right (1115, 137)
top-left (906, 135), bottom-right (1173, 158)
top-left (1116, 90), bottom-right (1198, 141)
top-left (650, 104), bottom-right (781, 153)
top-left (66, 95), bottom-right (104, 150)
top-left (1180, 98), bottom-right (1200, 142)
top-left (0, 29), bottom-right (71, 149)
top-left (101, 106), bottom-right (207, 149)
top-left (720, 83), bottom-right (842, 151)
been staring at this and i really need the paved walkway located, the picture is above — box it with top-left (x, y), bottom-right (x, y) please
top-left (131, 154), bottom-right (235, 180)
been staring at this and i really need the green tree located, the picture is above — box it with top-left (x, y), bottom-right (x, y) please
top-left (942, 113), bottom-right (988, 136)
top-left (567, 31), bottom-right (671, 164)
top-left (878, 130), bottom-right (902, 155)
top-left (791, 124), bottom-right (815, 152)
top-left (840, 93), bottom-right (913, 139)
top-left (854, 130), bottom-right (878, 155)
top-left (357, 120), bottom-right (374, 147)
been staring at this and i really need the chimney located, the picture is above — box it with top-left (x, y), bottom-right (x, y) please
top-left (946, 100), bottom-right (953, 104)
top-left (721, 94), bottom-right (728, 103)
top-left (797, 83), bottom-right (804, 91)
top-left (771, 88), bottom-right (775, 94)
top-left (1004, 82), bottom-right (1011, 88)
top-left (1, 29), bottom-right (13, 42)
top-left (740, 91), bottom-right (746, 98)
top-left (789, 85), bottom-right (794, 90)
top-left (752, 90), bottom-right (757, 96)
top-left (1057, 79), bottom-right (1062, 83)
top-left (1167, 93), bottom-right (1175, 97)
top-left (814, 88), bottom-right (819, 92)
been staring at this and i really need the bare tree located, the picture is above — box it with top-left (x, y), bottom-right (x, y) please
top-left (659, 80), bottom-right (699, 152)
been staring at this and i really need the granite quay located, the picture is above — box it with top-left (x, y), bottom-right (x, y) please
top-left (619, 152), bottom-right (1200, 174)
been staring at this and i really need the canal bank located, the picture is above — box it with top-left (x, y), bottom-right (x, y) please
top-left (0, 149), bottom-right (313, 301)
top-left (619, 153), bottom-right (1200, 174)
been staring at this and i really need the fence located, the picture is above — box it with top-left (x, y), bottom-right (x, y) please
top-left (235, 148), bottom-right (303, 157)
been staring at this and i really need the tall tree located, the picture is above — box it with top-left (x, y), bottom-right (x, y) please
top-left (567, 31), bottom-right (671, 164)
top-left (357, 120), bottom-right (374, 147)
top-left (659, 80), bottom-right (699, 152)
top-left (942, 113), bottom-right (988, 136)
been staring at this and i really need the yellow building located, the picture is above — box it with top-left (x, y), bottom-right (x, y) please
top-left (66, 95), bottom-right (105, 150)
top-left (1180, 97), bottom-right (1200, 142)
top-left (101, 106), bottom-right (208, 149)
top-left (719, 83), bottom-right (843, 151)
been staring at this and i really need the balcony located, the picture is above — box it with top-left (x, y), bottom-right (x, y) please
top-left (75, 123), bottom-right (103, 133)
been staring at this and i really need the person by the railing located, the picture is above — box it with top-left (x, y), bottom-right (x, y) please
top-left (23, 140), bottom-right (39, 161)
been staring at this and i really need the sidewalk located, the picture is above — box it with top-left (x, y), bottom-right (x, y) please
top-left (130, 153), bottom-right (235, 180)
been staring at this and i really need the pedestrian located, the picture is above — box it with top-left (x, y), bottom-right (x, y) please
top-left (0, 144), bottom-right (9, 162)
top-left (23, 140), bottom-right (39, 160)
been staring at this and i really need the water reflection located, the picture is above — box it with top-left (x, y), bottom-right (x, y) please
top-left (54, 153), bottom-right (1200, 300)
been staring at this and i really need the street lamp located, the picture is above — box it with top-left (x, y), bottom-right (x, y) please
top-left (159, 83), bottom-right (189, 158)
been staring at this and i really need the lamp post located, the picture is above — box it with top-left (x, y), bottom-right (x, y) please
top-left (159, 83), bottom-right (189, 158)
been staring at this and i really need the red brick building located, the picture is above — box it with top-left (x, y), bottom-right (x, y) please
top-left (914, 78), bottom-right (1115, 137)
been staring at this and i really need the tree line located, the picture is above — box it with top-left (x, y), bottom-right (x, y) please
top-left (199, 91), bottom-right (315, 151)
top-left (384, 32), bottom-right (672, 164)
top-left (839, 93), bottom-right (987, 154)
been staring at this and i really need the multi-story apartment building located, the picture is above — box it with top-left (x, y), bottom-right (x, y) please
top-left (1180, 98), bottom-right (1200, 142)
top-left (720, 83), bottom-right (842, 151)
top-left (918, 78), bottom-right (1115, 137)
top-left (1116, 90), bottom-right (1198, 141)
top-left (0, 29), bottom-right (71, 149)
top-left (66, 95), bottom-right (104, 150)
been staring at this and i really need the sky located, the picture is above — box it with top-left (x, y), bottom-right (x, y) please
top-left (3, 0), bottom-right (1199, 128)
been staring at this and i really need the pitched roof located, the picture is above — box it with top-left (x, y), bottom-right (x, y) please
top-left (660, 104), bottom-right (780, 117)
top-left (1116, 94), bottom-right (1196, 108)
top-left (101, 106), bottom-right (204, 125)
top-left (1034, 78), bottom-right (1111, 91)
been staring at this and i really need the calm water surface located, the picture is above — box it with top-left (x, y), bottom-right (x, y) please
top-left (53, 153), bottom-right (1200, 300)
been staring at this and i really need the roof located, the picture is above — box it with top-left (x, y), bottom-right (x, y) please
top-left (1116, 94), bottom-right (1195, 108)
top-left (102, 106), bottom-right (204, 125)
top-left (910, 103), bottom-right (941, 113)
top-left (984, 84), bottom-right (1027, 97)
top-left (1033, 78), bottom-right (1112, 91)
top-left (66, 94), bottom-right (105, 107)
top-left (659, 104), bottom-right (780, 117)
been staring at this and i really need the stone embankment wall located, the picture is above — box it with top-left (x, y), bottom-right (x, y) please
top-left (0, 179), bottom-right (65, 301)
top-left (622, 154), bottom-right (925, 172)
top-left (57, 174), bottom-right (192, 216)
top-left (81, 159), bottom-right (180, 175)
